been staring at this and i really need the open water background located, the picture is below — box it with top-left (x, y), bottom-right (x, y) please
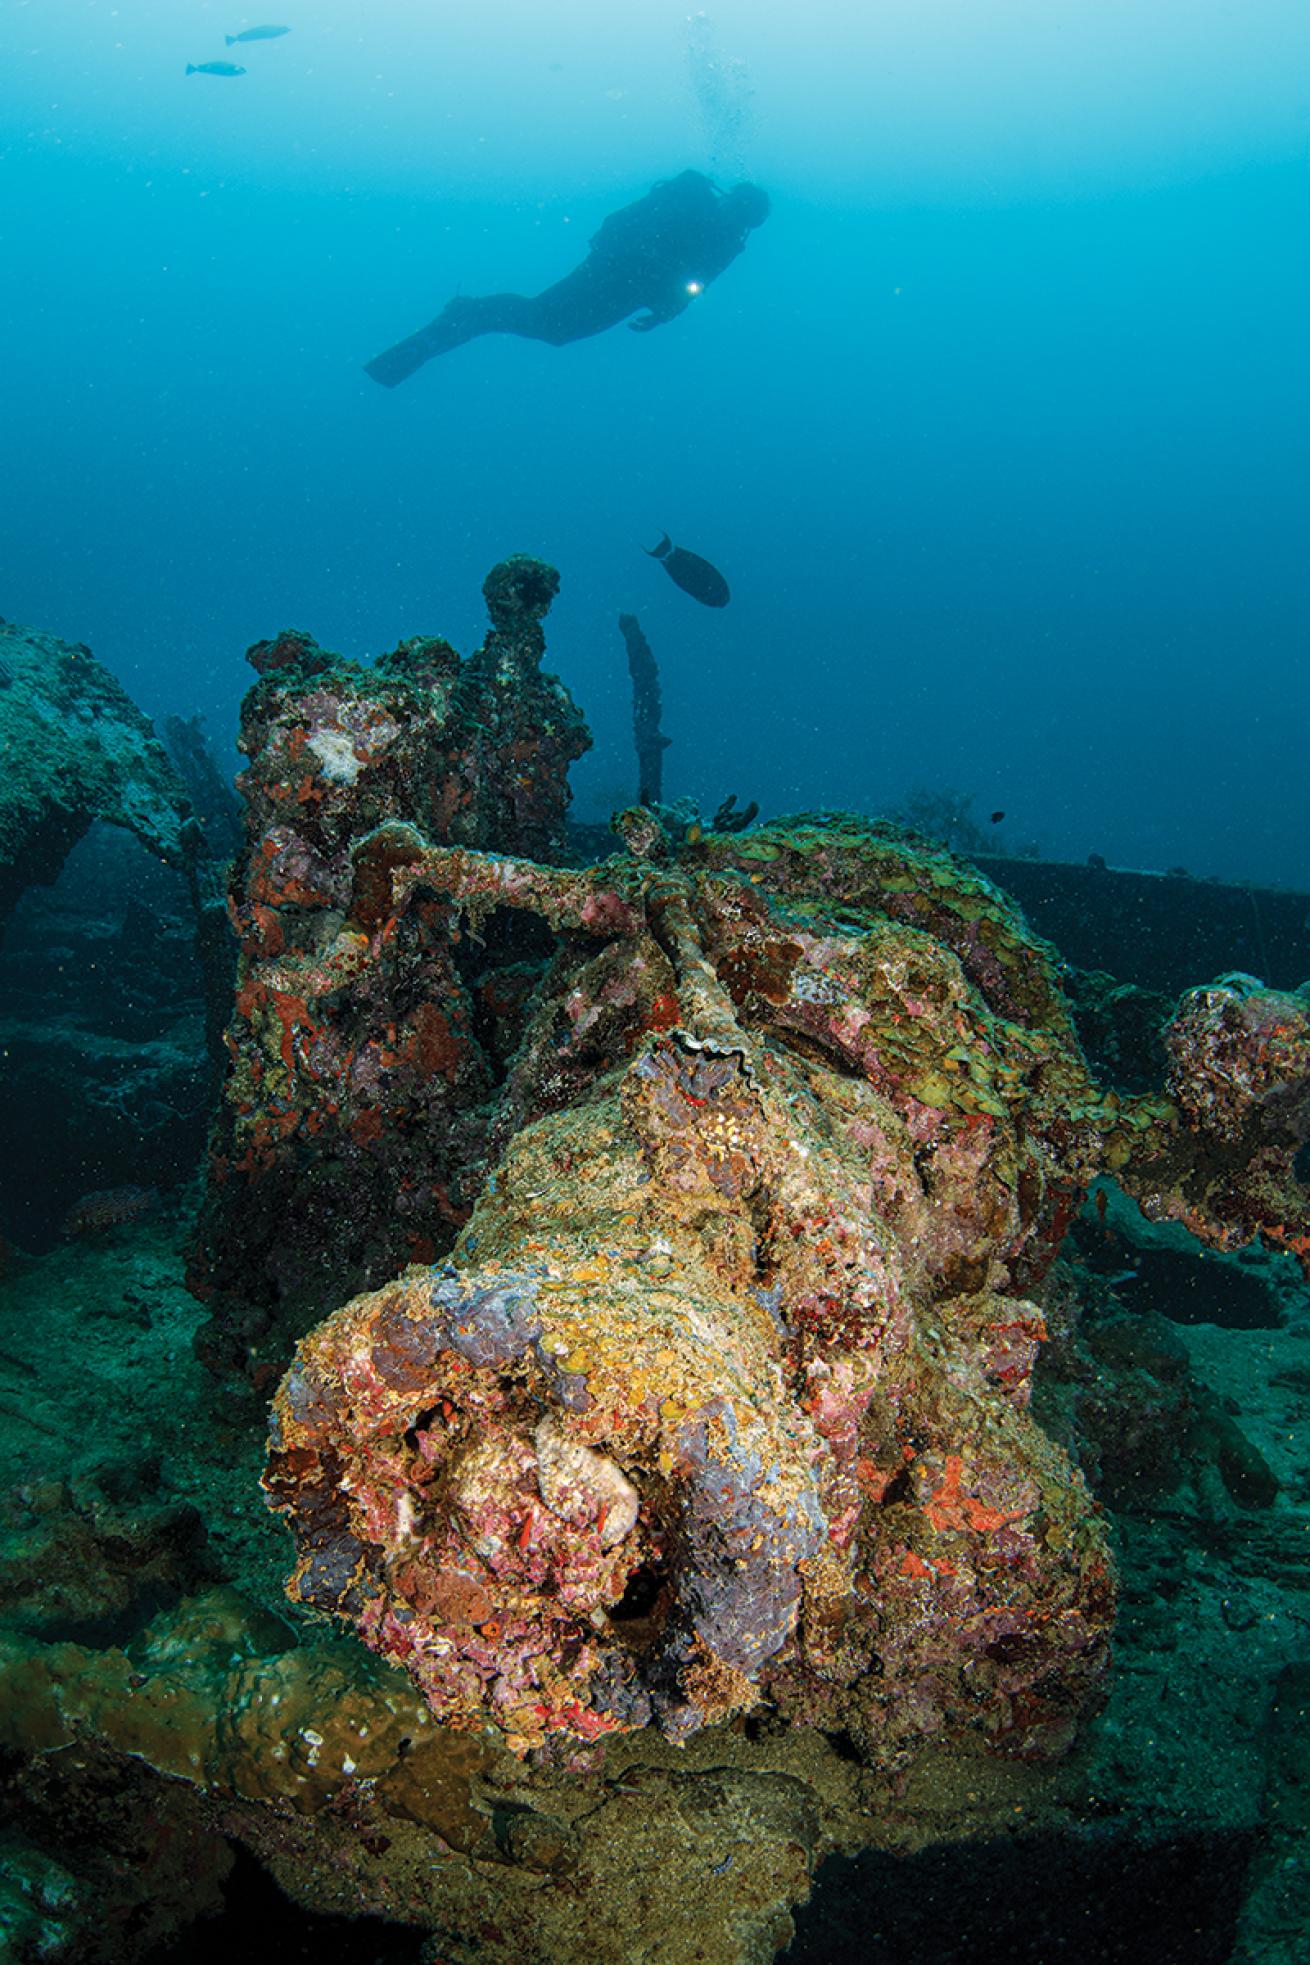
top-left (2, 0), bottom-right (1309, 883)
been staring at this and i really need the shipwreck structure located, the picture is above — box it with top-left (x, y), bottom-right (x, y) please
top-left (189, 557), bottom-right (591, 1377)
top-left (7, 564), bottom-right (1305, 1964)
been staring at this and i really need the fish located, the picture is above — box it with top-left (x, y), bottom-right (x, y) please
top-left (62, 1186), bottom-right (161, 1237)
top-left (225, 24), bottom-right (291, 43)
top-left (990, 810), bottom-right (1005, 824)
top-left (186, 60), bottom-right (247, 75)
top-left (644, 533), bottom-right (730, 608)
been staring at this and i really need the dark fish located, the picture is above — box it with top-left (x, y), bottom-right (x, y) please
top-left (63, 1185), bottom-right (161, 1237)
top-left (645, 533), bottom-right (730, 608)
top-left (186, 60), bottom-right (246, 75)
top-left (226, 25), bottom-right (291, 43)
top-left (990, 810), bottom-right (1005, 824)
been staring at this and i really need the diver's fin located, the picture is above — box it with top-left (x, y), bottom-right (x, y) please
top-left (644, 533), bottom-right (672, 560)
top-left (364, 330), bottom-right (438, 390)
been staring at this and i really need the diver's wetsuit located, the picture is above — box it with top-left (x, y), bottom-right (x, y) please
top-left (365, 171), bottom-right (769, 388)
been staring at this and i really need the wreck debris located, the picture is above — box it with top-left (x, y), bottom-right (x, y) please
top-left (6, 764), bottom-right (1310, 1963)
top-left (1117, 971), bottom-right (1310, 1264)
top-left (266, 810), bottom-right (1308, 1764)
top-left (190, 560), bottom-right (591, 1379)
top-left (265, 814), bottom-right (1107, 1760)
top-left (162, 712), bottom-right (243, 863)
top-left (0, 618), bottom-right (196, 935)
top-left (710, 792), bottom-right (758, 834)
top-left (618, 612), bottom-right (670, 807)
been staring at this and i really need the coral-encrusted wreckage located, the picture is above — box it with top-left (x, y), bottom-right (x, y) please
top-left (261, 815), bottom-right (1310, 1767)
top-left (190, 556), bottom-right (590, 1376)
top-left (0, 621), bottom-right (237, 1249)
top-left (0, 617), bottom-right (196, 930)
top-left (6, 562), bottom-right (1308, 1963)
top-left (263, 820), bottom-right (1122, 1762)
top-left (182, 557), bottom-right (1309, 1782)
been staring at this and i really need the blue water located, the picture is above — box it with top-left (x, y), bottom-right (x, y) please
top-left (3, 0), bottom-right (1308, 883)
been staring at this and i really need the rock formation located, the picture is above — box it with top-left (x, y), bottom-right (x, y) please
top-left (0, 618), bottom-right (195, 934)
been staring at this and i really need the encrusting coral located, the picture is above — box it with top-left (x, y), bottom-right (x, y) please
top-left (6, 549), bottom-right (1310, 1960)
top-left (0, 618), bottom-right (195, 932)
top-left (266, 810), bottom-right (1309, 1770)
top-left (189, 557), bottom-right (591, 1379)
top-left (1126, 971), bottom-right (1310, 1264)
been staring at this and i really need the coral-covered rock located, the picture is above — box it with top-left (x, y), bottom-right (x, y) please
top-left (0, 1470), bottom-right (209, 1642)
top-left (190, 560), bottom-right (591, 1379)
top-left (1119, 973), bottom-right (1310, 1265)
top-left (0, 618), bottom-right (195, 931)
top-left (0, 1586), bottom-right (488, 1825)
top-left (0, 1587), bottom-right (842, 1965)
top-left (265, 817), bottom-right (1310, 1769)
top-left (266, 816), bottom-right (1133, 1765)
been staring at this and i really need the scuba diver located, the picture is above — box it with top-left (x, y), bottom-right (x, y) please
top-left (365, 170), bottom-right (770, 388)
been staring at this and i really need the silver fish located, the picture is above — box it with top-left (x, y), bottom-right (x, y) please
top-left (225, 25), bottom-right (291, 42)
top-left (186, 60), bottom-right (246, 76)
